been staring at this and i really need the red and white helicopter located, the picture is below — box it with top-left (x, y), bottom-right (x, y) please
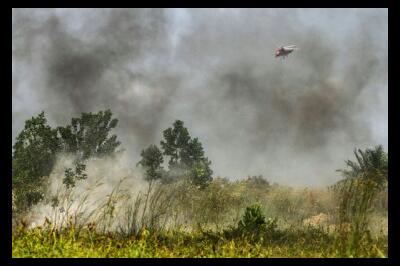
top-left (275, 45), bottom-right (299, 59)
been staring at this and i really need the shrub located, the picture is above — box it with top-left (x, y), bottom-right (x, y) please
top-left (224, 203), bottom-right (278, 242)
top-left (238, 204), bottom-right (266, 233)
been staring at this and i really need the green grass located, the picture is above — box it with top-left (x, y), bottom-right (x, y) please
top-left (12, 162), bottom-right (388, 258)
top-left (12, 226), bottom-right (387, 258)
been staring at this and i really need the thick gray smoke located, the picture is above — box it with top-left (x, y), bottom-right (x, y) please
top-left (12, 8), bottom-right (388, 186)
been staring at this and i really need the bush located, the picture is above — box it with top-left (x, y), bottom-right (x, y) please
top-left (224, 203), bottom-right (277, 242)
top-left (238, 204), bottom-right (266, 233)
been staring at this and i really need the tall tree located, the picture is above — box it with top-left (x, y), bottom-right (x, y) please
top-left (12, 112), bottom-right (61, 211)
top-left (160, 120), bottom-right (213, 187)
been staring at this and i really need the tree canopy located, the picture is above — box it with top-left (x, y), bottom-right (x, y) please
top-left (12, 109), bottom-right (122, 211)
top-left (160, 120), bottom-right (213, 187)
top-left (57, 109), bottom-right (121, 160)
top-left (139, 120), bottom-right (213, 187)
top-left (12, 112), bottom-right (61, 211)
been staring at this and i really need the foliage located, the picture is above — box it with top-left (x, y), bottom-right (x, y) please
top-left (11, 172), bottom-right (387, 258)
top-left (12, 110), bottom-right (122, 212)
top-left (63, 162), bottom-right (88, 189)
top-left (57, 109), bottom-right (121, 160)
top-left (332, 145), bottom-right (388, 257)
top-left (138, 145), bottom-right (164, 182)
top-left (236, 204), bottom-right (277, 240)
top-left (336, 145), bottom-right (387, 188)
top-left (187, 160), bottom-right (213, 188)
top-left (12, 225), bottom-right (387, 258)
top-left (238, 204), bottom-right (267, 232)
top-left (160, 120), bottom-right (191, 168)
top-left (159, 120), bottom-right (213, 187)
top-left (11, 112), bottom-right (388, 259)
top-left (12, 112), bottom-right (61, 212)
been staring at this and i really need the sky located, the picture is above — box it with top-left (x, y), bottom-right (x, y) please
top-left (12, 8), bottom-right (388, 187)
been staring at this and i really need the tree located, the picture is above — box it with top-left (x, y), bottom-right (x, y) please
top-left (12, 109), bottom-right (123, 212)
top-left (337, 145), bottom-right (388, 188)
top-left (57, 109), bottom-right (121, 160)
top-left (160, 120), bottom-right (190, 168)
top-left (57, 109), bottom-right (121, 190)
top-left (138, 144), bottom-right (165, 182)
top-left (159, 120), bottom-right (213, 187)
top-left (12, 112), bottom-right (61, 211)
top-left (181, 138), bottom-right (206, 167)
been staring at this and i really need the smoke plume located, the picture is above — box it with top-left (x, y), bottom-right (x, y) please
top-left (12, 8), bottom-right (388, 186)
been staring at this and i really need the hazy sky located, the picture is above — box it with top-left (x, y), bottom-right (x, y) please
top-left (12, 8), bottom-right (388, 186)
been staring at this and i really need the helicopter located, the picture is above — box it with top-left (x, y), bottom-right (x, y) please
top-left (275, 45), bottom-right (299, 59)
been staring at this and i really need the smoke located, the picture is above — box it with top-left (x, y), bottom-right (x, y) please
top-left (12, 8), bottom-right (388, 186)
top-left (27, 153), bottom-right (148, 229)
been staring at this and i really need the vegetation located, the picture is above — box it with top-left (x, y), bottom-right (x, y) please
top-left (11, 110), bottom-right (388, 258)
top-left (159, 120), bottom-right (213, 187)
top-left (12, 224), bottom-right (387, 258)
top-left (138, 145), bottom-right (164, 182)
top-left (332, 145), bottom-right (388, 257)
top-left (57, 109), bottom-right (121, 160)
top-left (12, 112), bottom-right (61, 212)
top-left (12, 110), bottom-right (121, 213)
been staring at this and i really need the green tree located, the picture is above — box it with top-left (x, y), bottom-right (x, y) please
top-left (138, 144), bottom-right (165, 182)
top-left (57, 109), bottom-right (121, 160)
top-left (160, 120), bottom-right (190, 168)
top-left (180, 138), bottom-right (205, 166)
top-left (160, 120), bottom-right (213, 187)
top-left (12, 109), bottom-right (122, 212)
top-left (12, 112), bottom-right (61, 211)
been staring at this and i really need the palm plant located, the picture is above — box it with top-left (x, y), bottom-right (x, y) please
top-left (333, 145), bottom-right (388, 256)
top-left (336, 145), bottom-right (387, 187)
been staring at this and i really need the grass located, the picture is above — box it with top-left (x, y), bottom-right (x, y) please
top-left (12, 223), bottom-right (387, 258)
top-left (12, 175), bottom-right (388, 258)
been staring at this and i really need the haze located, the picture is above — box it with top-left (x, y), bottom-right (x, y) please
top-left (12, 8), bottom-right (388, 186)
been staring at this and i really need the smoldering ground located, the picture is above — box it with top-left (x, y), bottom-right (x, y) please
top-left (12, 8), bottom-right (388, 186)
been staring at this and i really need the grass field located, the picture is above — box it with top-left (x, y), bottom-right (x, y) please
top-left (12, 176), bottom-right (388, 258)
top-left (12, 225), bottom-right (387, 258)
